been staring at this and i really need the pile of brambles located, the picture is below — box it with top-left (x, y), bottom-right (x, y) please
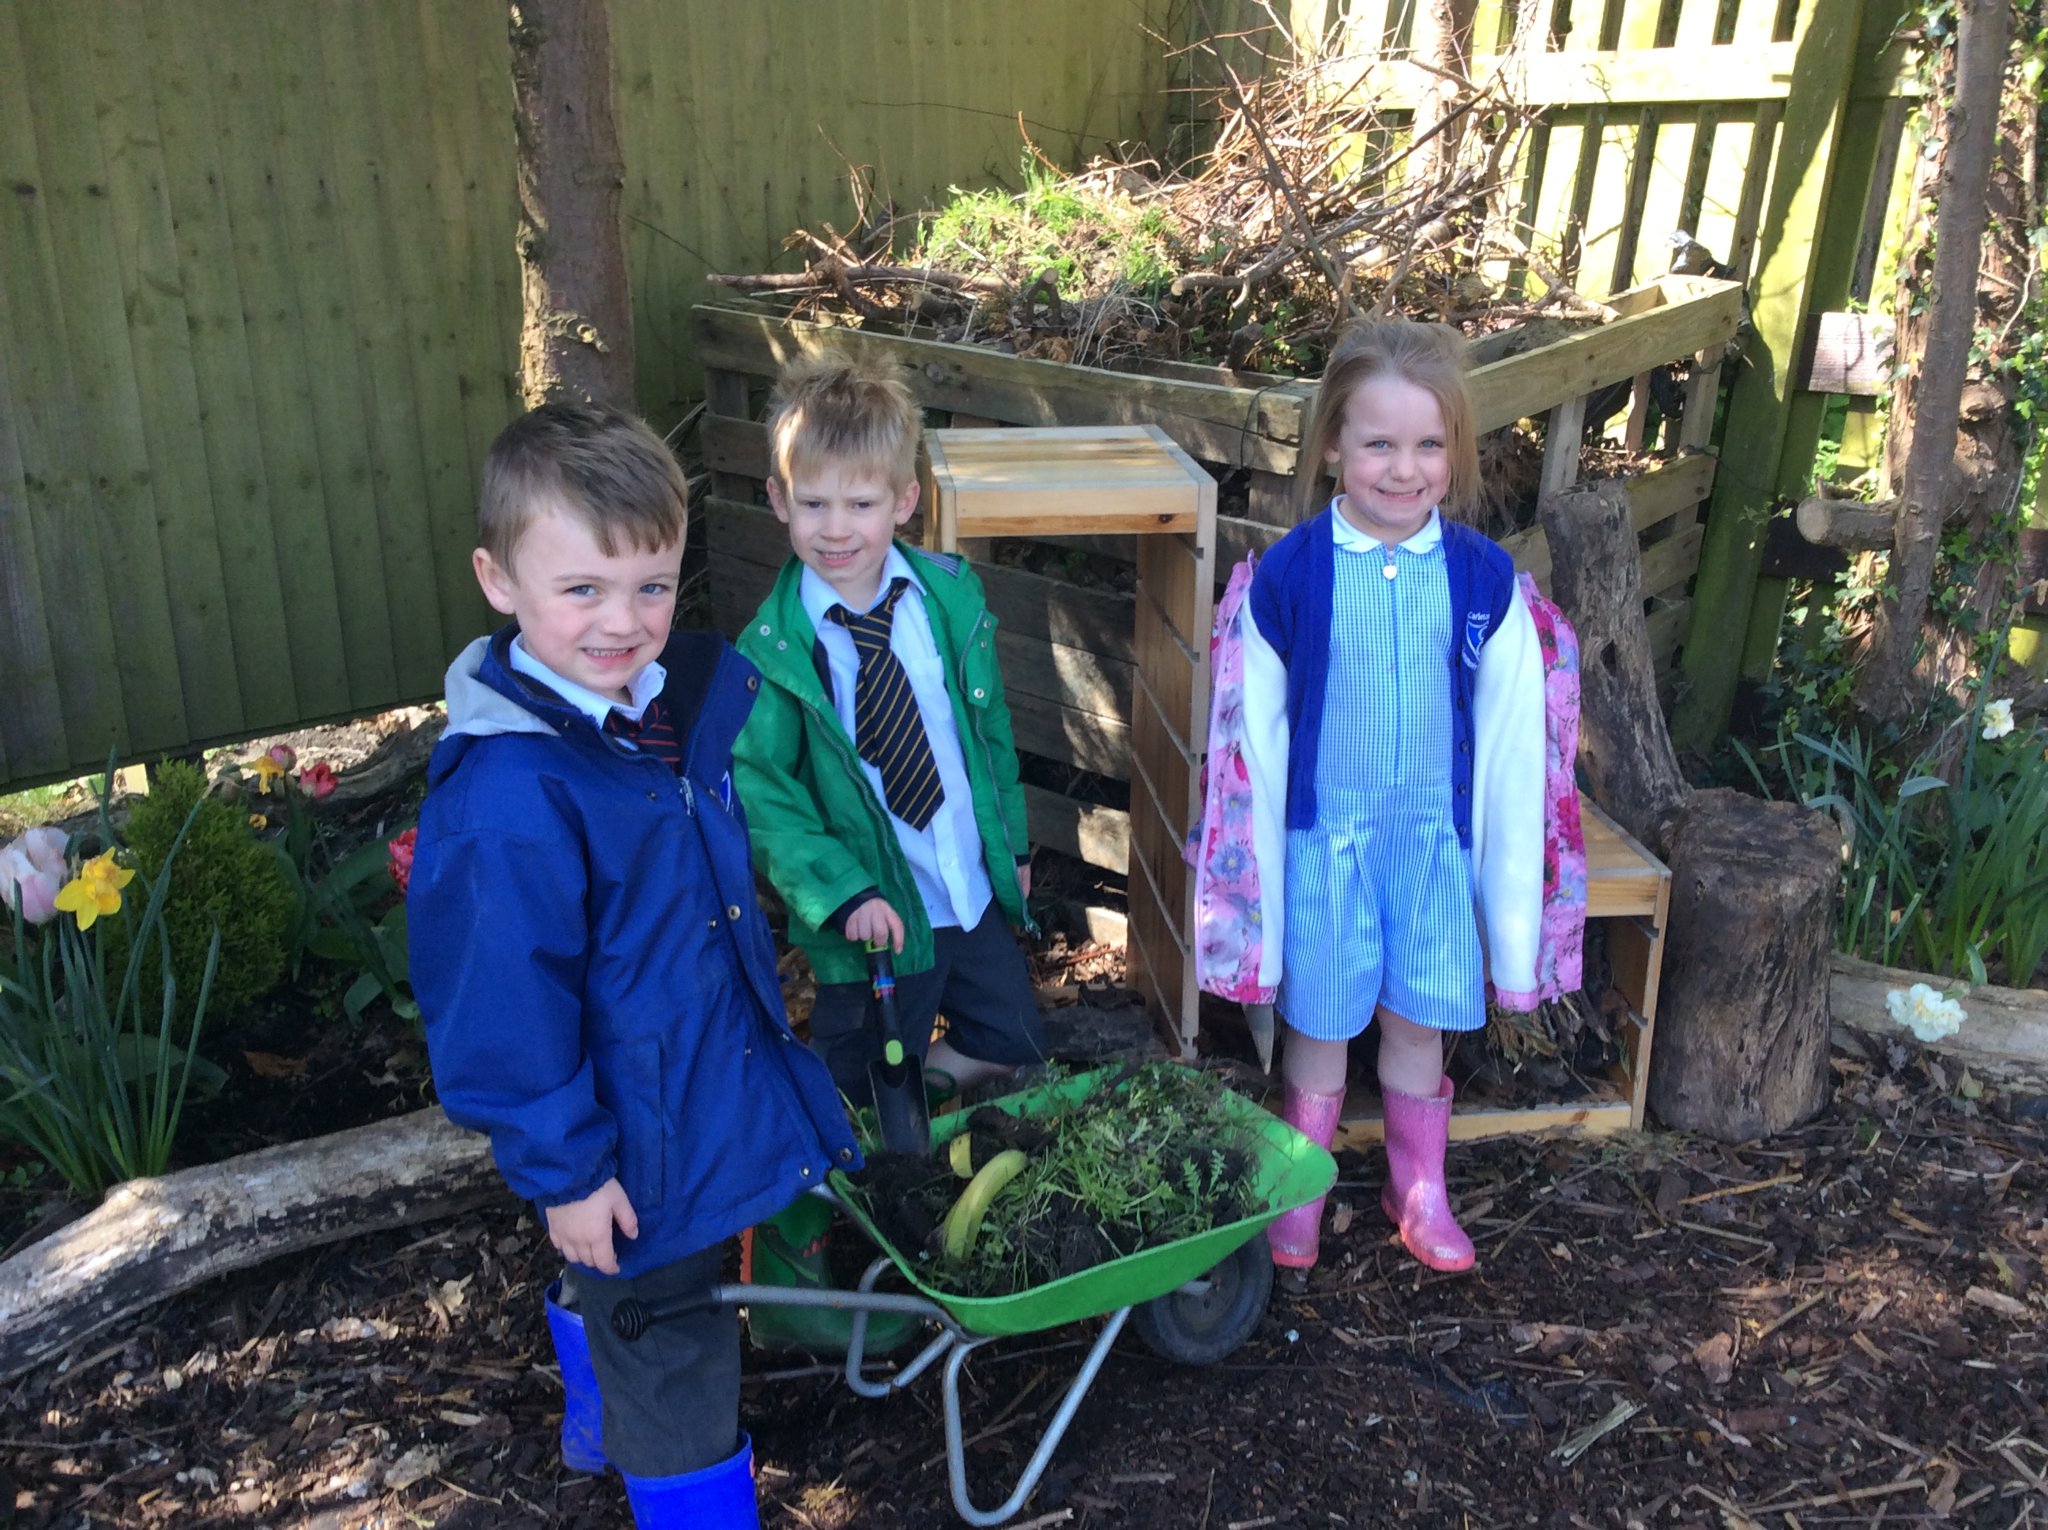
top-left (843, 1063), bottom-right (1263, 1299)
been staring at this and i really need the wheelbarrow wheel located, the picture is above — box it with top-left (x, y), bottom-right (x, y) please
top-left (1130, 1234), bottom-right (1273, 1366)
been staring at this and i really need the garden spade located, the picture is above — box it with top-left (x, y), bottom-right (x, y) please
top-left (866, 944), bottom-right (932, 1156)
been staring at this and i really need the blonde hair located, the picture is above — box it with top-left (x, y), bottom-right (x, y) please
top-left (478, 402), bottom-right (687, 570)
top-left (1295, 320), bottom-right (1480, 519)
top-left (766, 352), bottom-right (921, 492)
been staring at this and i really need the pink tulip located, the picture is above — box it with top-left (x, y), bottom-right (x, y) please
top-left (266, 743), bottom-right (298, 771)
top-left (387, 827), bottom-right (418, 897)
top-left (299, 761), bottom-right (339, 800)
top-left (0, 828), bottom-right (68, 925)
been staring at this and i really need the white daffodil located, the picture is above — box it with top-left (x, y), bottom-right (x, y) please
top-left (1980, 698), bottom-right (2015, 740)
top-left (1885, 982), bottom-right (1967, 1043)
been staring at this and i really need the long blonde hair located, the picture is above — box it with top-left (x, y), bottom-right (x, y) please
top-left (1294, 320), bottom-right (1480, 520)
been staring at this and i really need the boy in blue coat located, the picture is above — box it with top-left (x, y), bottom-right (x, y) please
top-left (408, 402), bottom-right (856, 1529)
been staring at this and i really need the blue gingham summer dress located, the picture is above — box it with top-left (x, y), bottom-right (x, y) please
top-left (1277, 519), bottom-right (1487, 1039)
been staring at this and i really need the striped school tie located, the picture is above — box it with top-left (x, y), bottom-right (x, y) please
top-left (828, 578), bottom-right (944, 830)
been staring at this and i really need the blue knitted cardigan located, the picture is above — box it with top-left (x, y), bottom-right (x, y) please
top-left (1246, 508), bottom-right (1518, 843)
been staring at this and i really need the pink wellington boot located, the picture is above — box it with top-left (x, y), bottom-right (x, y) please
top-left (1267, 1082), bottom-right (1346, 1269)
top-left (1380, 1075), bottom-right (1474, 1272)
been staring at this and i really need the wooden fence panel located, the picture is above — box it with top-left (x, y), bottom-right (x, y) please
top-left (0, 2), bottom-right (1175, 791)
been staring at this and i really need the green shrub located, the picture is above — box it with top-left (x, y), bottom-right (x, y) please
top-left (109, 762), bottom-right (296, 1025)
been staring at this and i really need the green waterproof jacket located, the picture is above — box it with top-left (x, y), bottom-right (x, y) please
top-left (732, 545), bottom-right (1031, 986)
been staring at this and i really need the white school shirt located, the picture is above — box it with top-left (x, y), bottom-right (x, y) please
top-left (799, 548), bottom-right (994, 931)
top-left (509, 635), bottom-right (666, 729)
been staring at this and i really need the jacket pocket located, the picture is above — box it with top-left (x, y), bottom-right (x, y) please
top-left (611, 1036), bottom-right (667, 1212)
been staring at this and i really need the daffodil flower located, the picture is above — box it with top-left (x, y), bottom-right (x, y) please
top-left (1885, 982), bottom-right (1966, 1044)
top-left (1980, 698), bottom-right (2015, 741)
top-left (52, 850), bottom-right (135, 932)
top-left (248, 754), bottom-right (289, 795)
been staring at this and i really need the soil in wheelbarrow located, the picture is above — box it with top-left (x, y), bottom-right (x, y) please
top-left (842, 1064), bottom-right (1268, 1298)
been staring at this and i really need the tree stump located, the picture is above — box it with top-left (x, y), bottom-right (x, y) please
top-left (1648, 789), bottom-right (1842, 1141)
top-left (1537, 479), bottom-right (1689, 854)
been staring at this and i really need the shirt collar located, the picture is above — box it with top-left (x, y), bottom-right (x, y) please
top-left (798, 543), bottom-right (919, 631)
top-left (1329, 501), bottom-right (1442, 556)
top-left (509, 635), bottom-right (667, 726)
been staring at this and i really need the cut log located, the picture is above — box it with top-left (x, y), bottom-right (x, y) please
top-left (1829, 954), bottom-right (2048, 1082)
top-left (0, 1108), bottom-right (506, 1383)
top-left (1648, 789), bottom-right (1842, 1141)
top-left (1538, 478), bottom-right (1690, 854)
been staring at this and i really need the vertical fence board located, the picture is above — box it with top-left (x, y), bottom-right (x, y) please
top-left (260, 4), bottom-right (402, 709)
top-left (140, 1), bottom-right (305, 735)
top-left (313, 6), bottom-right (449, 701)
top-left (0, 4), bottom-right (118, 775)
top-left (93, 0), bottom-right (252, 744)
top-left (18, 2), bottom-right (189, 754)
top-left (361, 3), bottom-right (494, 667)
top-left (0, 290), bottom-right (65, 782)
top-left (202, 0), bottom-right (356, 723)
top-left (413, 0), bottom-right (521, 602)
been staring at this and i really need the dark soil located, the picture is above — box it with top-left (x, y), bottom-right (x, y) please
top-left (6, 1036), bottom-right (2045, 1529)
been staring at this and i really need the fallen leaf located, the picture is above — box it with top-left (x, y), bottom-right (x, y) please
top-left (243, 1051), bottom-right (308, 1079)
top-left (1692, 1332), bottom-right (1736, 1385)
top-left (1329, 1202), bottom-right (1355, 1235)
top-left (383, 1446), bottom-right (441, 1491)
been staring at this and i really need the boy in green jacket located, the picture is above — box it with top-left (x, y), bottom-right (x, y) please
top-left (734, 354), bottom-right (1045, 1113)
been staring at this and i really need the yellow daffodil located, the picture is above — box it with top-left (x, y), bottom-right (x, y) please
top-left (248, 754), bottom-right (289, 795)
top-left (52, 850), bottom-right (134, 932)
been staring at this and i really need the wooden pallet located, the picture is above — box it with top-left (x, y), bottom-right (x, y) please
top-left (1327, 793), bottom-right (1672, 1147)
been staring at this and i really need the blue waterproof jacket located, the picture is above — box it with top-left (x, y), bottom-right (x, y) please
top-left (409, 626), bottom-right (860, 1278)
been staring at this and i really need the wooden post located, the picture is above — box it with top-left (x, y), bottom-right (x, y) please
top-left (1672, 0), bottom-right (1867, 748)
top-left (1736, 0), bottom-right (1914, 687)
top-left (1648, 790), bottom-right (1841, 1141)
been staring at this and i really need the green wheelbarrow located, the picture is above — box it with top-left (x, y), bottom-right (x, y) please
top-left (612, 1068), bottom-right (1337, 1527)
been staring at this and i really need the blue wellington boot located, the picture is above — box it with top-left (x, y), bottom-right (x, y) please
top-left (621, 1434), bottom-right (759, 1528)
top-left (543, 1279), bottom-right (607, 1473)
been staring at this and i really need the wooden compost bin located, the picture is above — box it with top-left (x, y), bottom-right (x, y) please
top-left (696, 272), bottom-right (1741, 1136)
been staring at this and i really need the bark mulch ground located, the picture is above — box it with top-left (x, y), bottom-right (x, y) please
top-left (5, 1037), bottom-right (2045, 1529)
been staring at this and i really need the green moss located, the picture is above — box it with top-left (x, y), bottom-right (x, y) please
top-left (109, 762), bottom-right (296, 1027)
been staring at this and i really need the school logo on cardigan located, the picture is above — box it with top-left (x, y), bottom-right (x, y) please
top-left (1462, 610), bottom-right (1492, 669)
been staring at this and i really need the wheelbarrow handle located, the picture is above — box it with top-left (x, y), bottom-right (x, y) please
top-left (610, 1290), bottom-right (725, 1343)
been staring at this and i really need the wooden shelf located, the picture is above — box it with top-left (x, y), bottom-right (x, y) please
top-left (924, 425), bottom-right (1211, 543)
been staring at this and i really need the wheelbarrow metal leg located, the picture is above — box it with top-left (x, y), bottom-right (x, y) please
top-left (844, 1255), bottom-right (960, 1398)
top-left (943, 1305), bottom-right (1132, 1527)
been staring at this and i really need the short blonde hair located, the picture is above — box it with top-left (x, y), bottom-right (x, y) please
top-left (1295, 320), bottom-right (1480, 519)
top-left (766, 352), bottom-right (921, 491)
top-left (478, 402), bottom-right (687, 570)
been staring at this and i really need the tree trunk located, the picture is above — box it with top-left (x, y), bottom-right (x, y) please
top-left (1648, 790), bottom-right (1841, 1142)
top-left (1537, 479), bottom-right (1690, 854)
top-left (1856, 0), bottom-right (2018, 719)
top-left (0, 1109), bottom-right (506, 1383)
top-left (1409, 0), bottom-right (1478, 189)
top-left (509, 0), bottom-right (636, 407)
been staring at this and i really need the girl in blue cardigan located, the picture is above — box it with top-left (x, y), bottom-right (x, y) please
top-left (1240, 321), bottom-right (1545, 1273)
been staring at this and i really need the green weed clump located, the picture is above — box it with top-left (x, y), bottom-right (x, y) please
top-left (919, 158), bottom-right (1180, 303)
top-left (110, 762), bottom-right (296, 1026)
